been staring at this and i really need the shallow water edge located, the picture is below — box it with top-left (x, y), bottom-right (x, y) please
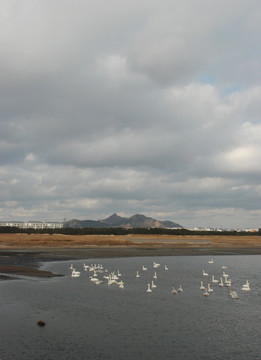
top-left (1, 246), bottom-right (261, 280)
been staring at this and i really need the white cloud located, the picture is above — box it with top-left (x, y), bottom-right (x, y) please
top-left (25, 153), bottom-right (36, 162)
top-left (97, 55), bottom-right (129, 85)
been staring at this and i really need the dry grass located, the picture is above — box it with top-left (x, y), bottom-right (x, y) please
top-left (0, 233), bottom-right (261, 249)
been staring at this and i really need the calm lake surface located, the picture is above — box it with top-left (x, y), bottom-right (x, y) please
top-left (1, 255), bottom-right (261, 360)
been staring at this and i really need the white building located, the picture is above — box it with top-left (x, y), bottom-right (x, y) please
top-left (0, 221), bottom-right (64, 230)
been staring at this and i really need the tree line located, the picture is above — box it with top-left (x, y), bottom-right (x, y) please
top-left (0, 226), bottom-right (259, 236)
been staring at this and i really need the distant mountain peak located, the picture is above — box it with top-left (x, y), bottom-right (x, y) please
top-left (101, 213), bottom-right (182, 229)
top-left (64, 213), bottom-right (183, 229)
top-left (100, 213), bottom-right (128, 226)
top-left (103, 213), bottom-right (121, 221)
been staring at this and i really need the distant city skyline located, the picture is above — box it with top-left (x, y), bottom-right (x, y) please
top-left (1, 1), bottom-right (261, 229)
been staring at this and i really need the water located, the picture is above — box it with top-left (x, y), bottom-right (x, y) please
top-left (1, 255), bottom-right (261, 360)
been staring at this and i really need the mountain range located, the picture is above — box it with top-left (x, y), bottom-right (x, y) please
top-left (64, 213), bottom-right (182, 229)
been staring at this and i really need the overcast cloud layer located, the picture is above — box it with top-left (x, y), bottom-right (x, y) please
top-left (1, 0), bottom-right (261, 228)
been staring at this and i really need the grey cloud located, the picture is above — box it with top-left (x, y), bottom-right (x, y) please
top-left (129, 1), bottom-right (261, 87)
top-left (0, 1), bottom-right (261, 228)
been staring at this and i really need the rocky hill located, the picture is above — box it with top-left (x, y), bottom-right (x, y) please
top-left (64, 213), bottom-right (182, 229)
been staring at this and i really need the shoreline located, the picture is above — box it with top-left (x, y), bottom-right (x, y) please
top-left (1, 233), bottom-right (261, 280)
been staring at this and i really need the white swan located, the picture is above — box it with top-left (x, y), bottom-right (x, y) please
top-left (107, 277), bottom-right (113, 286)
top-left (95, 279), bottom-right (103, 285)
top-left (71, 273), bottom-right (80, 278)
top-left (200, 281), bottom-right (205, 290)
top-left (71, 270), bottom-right (80, 277)
top-left (136, 271), bottom-right (140, 278)
top-left (172, 286), bottom-right (177, 295)
top-left (178, 285), bottom-right (183, 292)
top-left (226, 279), bottom-right (232, 287)
top-left (203, 270), bottom-right (208, 276)
top-left (142, 265), bottom-right (148, 271)
top-left (241, 285), bottom-right (250, 291)
top-left (241, 280), bottom-right (250, 291)
top-left (164, 265), bottom-right (168, 270)
top-left (219, 277), bottom-right (224, 287)
top-left (242, 280), bottom-right (249, 288)
top-left (111, 272), bottom-right (119, 280)
top-left (207, 284), bottom-right (213, 293)
top-left (151, 280), bottom-right (157, 289)
top-left (203, 288), bottom-right (209, 296)
top-left (208, 259), bottom-right (214, 264)
top-left (212, 275), bottom-right (219, 283)
top-left (222, 271), bottom-right (229, 278)
top-left (83, 263), bottom-right (89, 271)
top-left (118, 281), bottom-right (124, 289)
top-left (71, 269), bottom-right (80, 275)
top-left (153, 272), bottom-right (157, 279)
top-left (147, 283), bottom-right (152, 293)
top-left (153, 262), bottom-right (160, 268)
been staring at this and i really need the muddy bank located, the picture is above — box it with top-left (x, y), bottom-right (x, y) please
top-left (0, 265), bottom-right (61, 280)
top-left (0, 250), bottom-right (64, 280)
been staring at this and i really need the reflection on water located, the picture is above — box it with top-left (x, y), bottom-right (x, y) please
top-left (1, 255), bottom-right (261, 360)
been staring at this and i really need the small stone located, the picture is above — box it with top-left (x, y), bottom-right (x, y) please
top-left (37, 320), bottom-right (46, 327)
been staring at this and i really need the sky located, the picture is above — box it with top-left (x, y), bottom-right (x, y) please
top-left (1, 0), bottom-right (261, 229)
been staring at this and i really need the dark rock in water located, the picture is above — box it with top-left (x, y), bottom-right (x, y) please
top-left (37, 320), bottom-right (46, 327)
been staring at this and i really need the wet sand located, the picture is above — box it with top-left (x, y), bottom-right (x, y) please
top-left (1, 233), bottom-right (261, 279)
